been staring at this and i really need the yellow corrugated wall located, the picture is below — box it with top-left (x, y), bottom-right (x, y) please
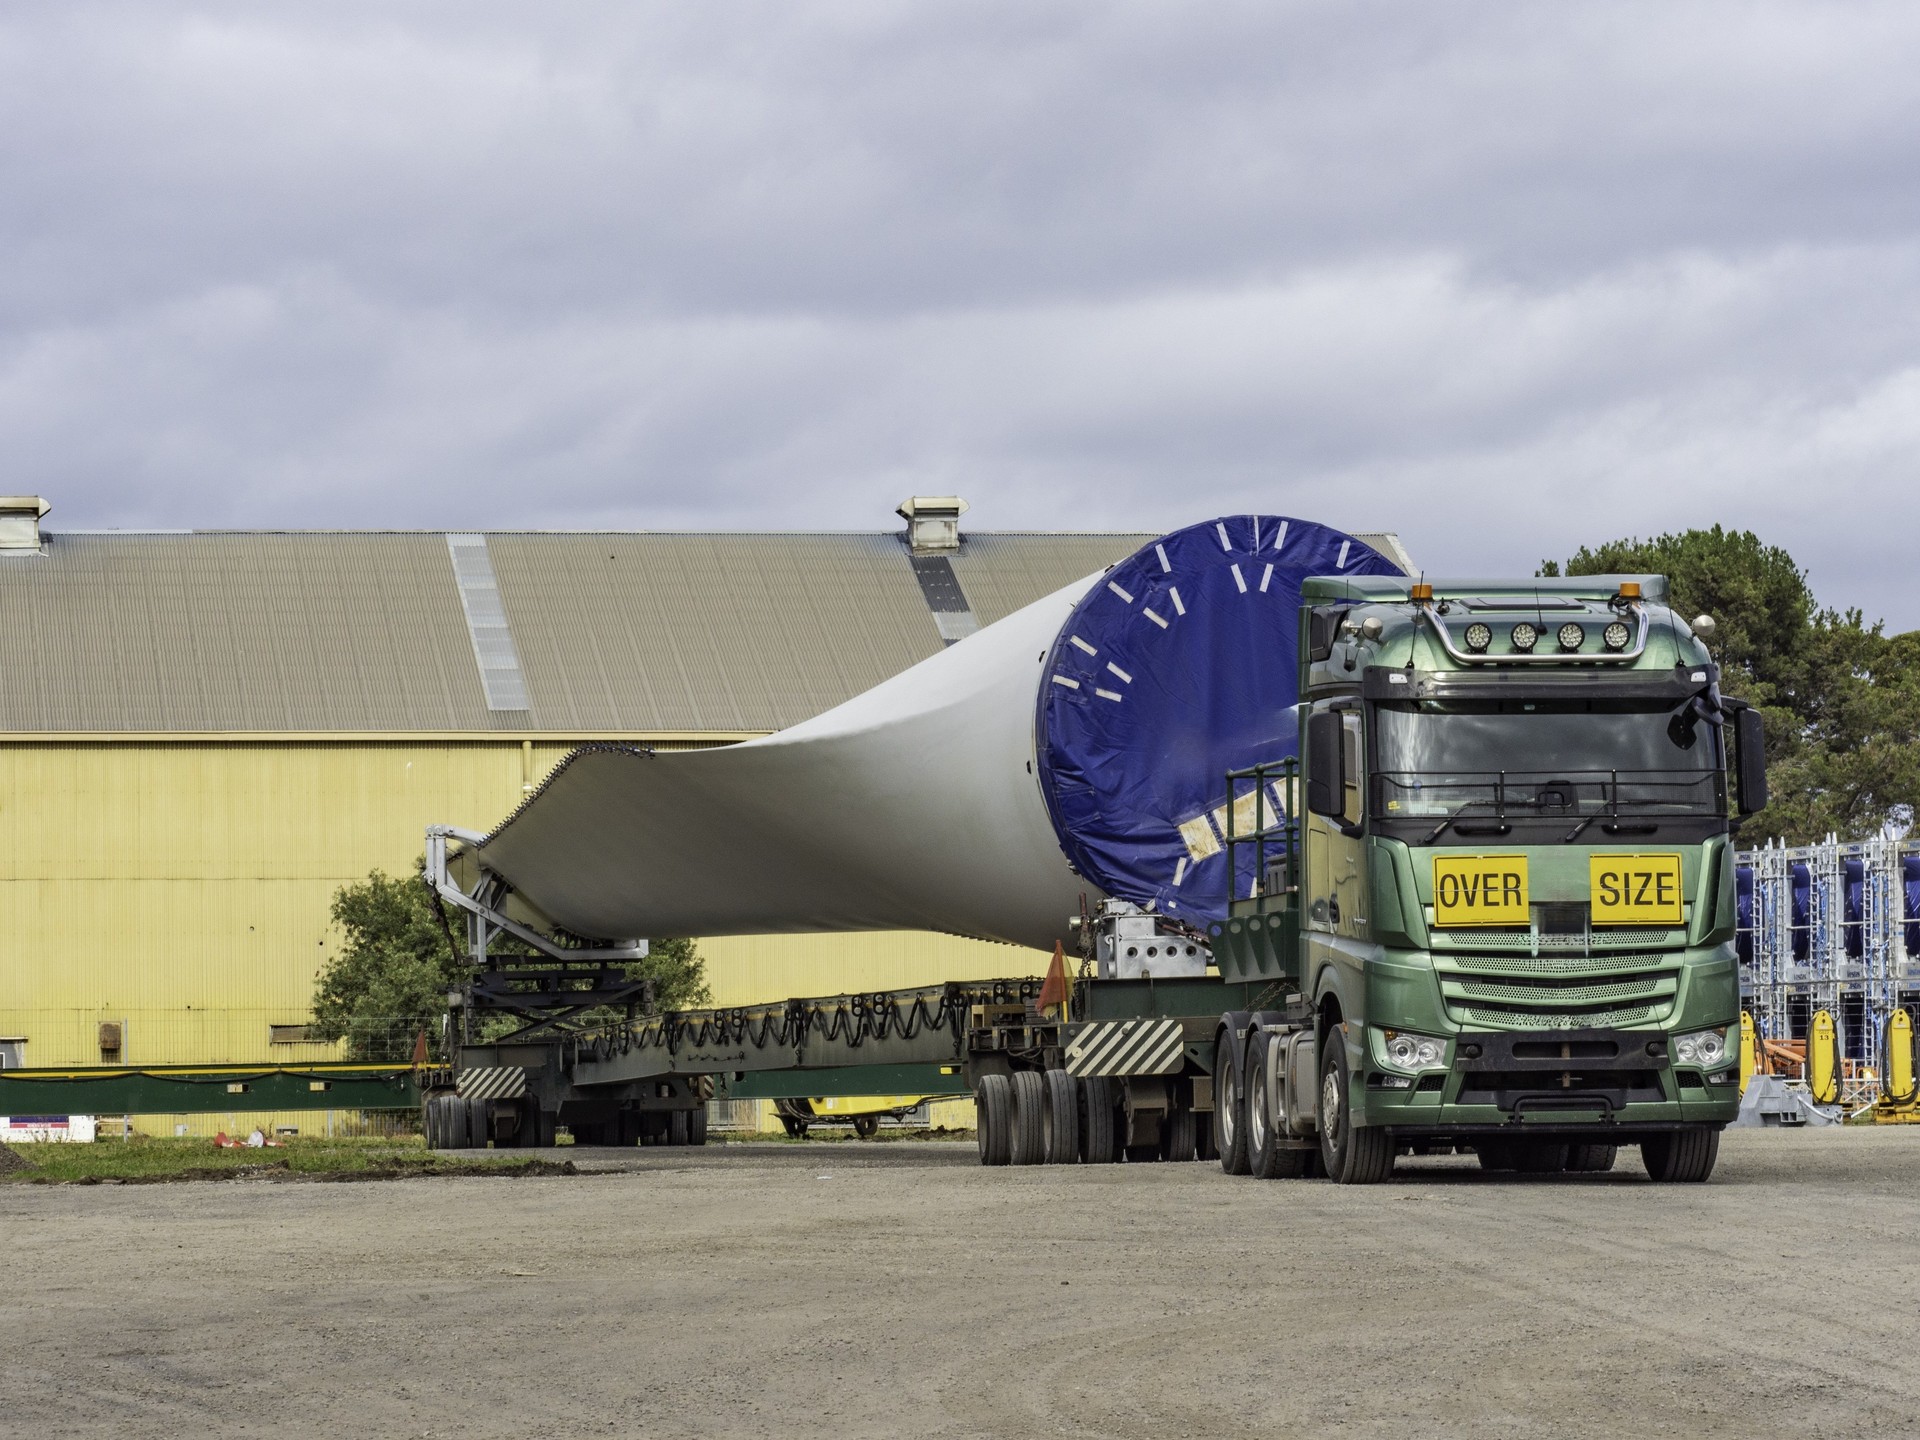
top-left (0, 742), bottom-right (1037, 1091)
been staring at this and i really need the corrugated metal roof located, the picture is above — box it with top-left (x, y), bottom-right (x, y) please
top-left (0, 525), bottom-right (1404, 734)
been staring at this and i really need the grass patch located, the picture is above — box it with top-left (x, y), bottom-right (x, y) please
top-left (0, 1135), bottom-right (577, 1185)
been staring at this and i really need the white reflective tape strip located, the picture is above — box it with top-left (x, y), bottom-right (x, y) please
top-left (1144, 608), bottom-right (1168, 628)
top-left (1169, 587), bottom-right (1185, 615)
top-left (1051, 675), bottom-right (1081, 689)
top-left (1231, 564), bottom-right (1247, 593)
top-left (1251, 517), bottom-right (1260, 549)
top-left (1108, 581), bottom-right (1134, 603)
top-left (1070, 635), bottom-right (1097, 655)
top-left (1095, 687), bottom-right (1123, 702)
top-left (1106, 662), bottom-right (1132, 683)
top-left (1156, 543), bottom-right (1171, 572)
top-left (1272, 520), bottom-right (1289, 552)
top-left (1337, 540), bottom-right (1351, 568)
top-left (1179, 813), bottom-right (1222, 860)
top-left (1260, 563), bottom-right (1274, 592)
top-left (1216, 522), bottom-right (1232, 551)
top-left (1173, 857), bottom-right (1188, 886)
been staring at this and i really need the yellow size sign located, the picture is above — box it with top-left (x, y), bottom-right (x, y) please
top-left (1589, 853), bottom-right (1685, 926)
top-left (1431, 855), bottom-right (1529, 927)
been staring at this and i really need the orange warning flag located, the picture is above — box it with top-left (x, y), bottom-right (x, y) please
top-left (1037, 942), bottom-right (1070, 1019)
top-left (410, 1029), bottom-right (430, 1069)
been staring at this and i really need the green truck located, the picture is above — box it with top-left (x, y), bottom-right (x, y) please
top-left (1198, 573), bottom-right (1763, 1182)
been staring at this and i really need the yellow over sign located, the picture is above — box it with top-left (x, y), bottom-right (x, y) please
top-left (1431, 854), bottom-right (1529, 927)
top-left (1589, 853), bottom-right (1684, 926)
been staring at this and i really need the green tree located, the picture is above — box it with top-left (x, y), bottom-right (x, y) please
top-left (310, 866), bottom-right (710, 1061)
top-left (1541, 528), bottom-right (1920, 844)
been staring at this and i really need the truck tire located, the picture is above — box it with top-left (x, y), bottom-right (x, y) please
top-left (1044, 1069), bottom-right (1080, 1164)
top-left (667, 1110), bottom-right (690, 1146)
top-left (1641, 1127), bottom-right (1720, 1183)
top-left (1565, 1142), bottom-right (1617, 1173)
top-left (853, 1115), bottom-right (880, 1139)
top-left (1009, 1069), bottom-right (1047, 1165)
top-left (1214, 1032), bottom-right (1250, 1175)
top-left (444, 1095), bottom-right (471, 1150)
top-left (976, 1073), bottom-right (1013, 1166)
top-left (1080, 1075), bottom-right (1120, 1164)
top-left (422, 1097), bottom-right (442, 1150)
top-left (466, 1097), bottom-right (490, 1148)
top-left (1247, 1036), bottom-right (1310, 1179)
top-left (1161, 1100), bottom-right (1197, 1163)
top-left (687, 1106), bottom-right (708, 1146)
top-left (1318, 1037), bottom-right (1392, 1184)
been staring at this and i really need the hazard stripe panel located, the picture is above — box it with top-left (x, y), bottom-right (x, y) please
top-left (1065, 1019), bottom-right (1184, 1077)
top-left (456, 1066), bottom-right (528, 1100)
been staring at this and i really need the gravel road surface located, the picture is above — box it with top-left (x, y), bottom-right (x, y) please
top-left (6, 1127), bottom-right (1917, 1439)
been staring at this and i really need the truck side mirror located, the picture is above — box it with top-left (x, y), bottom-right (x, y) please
top-left (1306, 709), bottom-right (1346, 819)
top-left (1735, 706), bottom-right (1768, 815)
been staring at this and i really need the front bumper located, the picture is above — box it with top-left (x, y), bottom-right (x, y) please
top-left (1357, 1026), bottom-right (1741, 1132)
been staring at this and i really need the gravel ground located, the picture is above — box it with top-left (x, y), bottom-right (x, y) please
top-left (6, 1126), bottom-right (1919, 1439)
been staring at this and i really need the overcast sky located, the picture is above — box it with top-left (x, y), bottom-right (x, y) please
top-left (4, 4), bottom-right (1918, 626)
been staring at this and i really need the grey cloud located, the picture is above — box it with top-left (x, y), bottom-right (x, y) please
top-left (3, 2), bottom-right (1918, 626)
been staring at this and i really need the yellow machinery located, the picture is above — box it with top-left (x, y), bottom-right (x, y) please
top-left (773, 1095), bottom-right (933, 1139)
top-left (1874, 1009), bottom-right (1920, 1122)
top-left (1808, 1011), bottom-right (1840, 1106)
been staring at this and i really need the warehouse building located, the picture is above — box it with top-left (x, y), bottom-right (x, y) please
top-left (0, 495), bottom-right (1408, 1126)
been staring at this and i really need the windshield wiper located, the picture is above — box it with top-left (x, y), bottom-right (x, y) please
top-left (1422, 801), bottom-right (1510, 846)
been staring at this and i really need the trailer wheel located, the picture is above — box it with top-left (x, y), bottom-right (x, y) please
top-left (687, 1105), bottom-right (708, 1147)
top-left (1009, 1069), bottom-right (1047, 1165)
top-left (1641, 1127), bottom-right (1720, 1183)
top-left (1318, 1038), bottom-right (1392, 1184)
top-left (667, 1110), bottom-right (690, 1146)
top-left (1079, 1075), bottom-right (1119, 1164)
top-left (444, 1094), bottom-right (471, 1150)
top-left (466, 1097), bottom-right (490, 1148)
top-left (1161, 1097), bottom-right (1197, 1163)
top-left (853, 1115), bottom-right (880, 1139)
top-left (1043, 1070), bottom-right (1080, 1164)
top-left (976, 1073), bottom-right (1013, 1166)
top-left (422, 1097), bottom-right (442, 1150)
top-left (1246, 1037), bottom-right (1309, 1179)
top-left (1213, 1032), bottom-right (1250, 1175)
top-left (1565, 1143), bottom-right (1617, 1173)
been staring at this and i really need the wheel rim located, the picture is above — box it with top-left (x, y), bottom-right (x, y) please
top-left (1322, 1069), bottom-right (1342, 1145)
top-left (1220, 1066), bottom-right (1237, 1147)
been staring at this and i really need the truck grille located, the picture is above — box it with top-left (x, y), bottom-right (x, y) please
top-left (1436, 951), bottom-right (1680, 1031)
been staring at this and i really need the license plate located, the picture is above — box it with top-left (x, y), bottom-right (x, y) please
top-left (1590, 853), bottom-right (1685, 926)
top-left (1431, 855), bottom-right (1529, 927)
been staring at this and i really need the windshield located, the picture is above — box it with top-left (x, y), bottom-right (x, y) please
top-left (1371, 697), bottom-right (1724, 820)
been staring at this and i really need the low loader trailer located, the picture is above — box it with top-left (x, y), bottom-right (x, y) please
top-left (425, 564), bottom-right (1760, 1183)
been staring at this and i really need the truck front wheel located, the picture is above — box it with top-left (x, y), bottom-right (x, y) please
top-left (1642, 1127), bottom-right (1720, 1183)
top-left (1318, 1038), bottom-right (1393, 1184)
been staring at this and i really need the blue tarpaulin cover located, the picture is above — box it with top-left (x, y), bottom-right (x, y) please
top-left (1034, 515), bottom-right (1401, 923)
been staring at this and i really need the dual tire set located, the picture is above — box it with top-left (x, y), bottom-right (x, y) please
top-left (973, 1070), bottom-right (1214, 1166)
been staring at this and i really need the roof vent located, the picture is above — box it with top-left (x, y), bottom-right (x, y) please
top-left (897, 496), bottom-right (968, 554)
top-left (0, 497), bottom-right (50, 552)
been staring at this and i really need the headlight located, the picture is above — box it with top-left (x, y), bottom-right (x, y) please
top-left (1510, 622), bottom-right (1538, 652)
top-left (1557, 622), bottom-right (1586, 652)
top-left (1675, 1028), bottom-right (1729, 1067)
top-left (1463, 622), bottom-right (1491, 653)
top-left (1380, 1029), bottom-right (1447, 1072)
top-left (1603, 620), bottom-right (1631, 651)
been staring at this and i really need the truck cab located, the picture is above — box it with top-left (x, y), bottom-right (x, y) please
top-left (1208, 575), bottom-right (1764, 1183)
